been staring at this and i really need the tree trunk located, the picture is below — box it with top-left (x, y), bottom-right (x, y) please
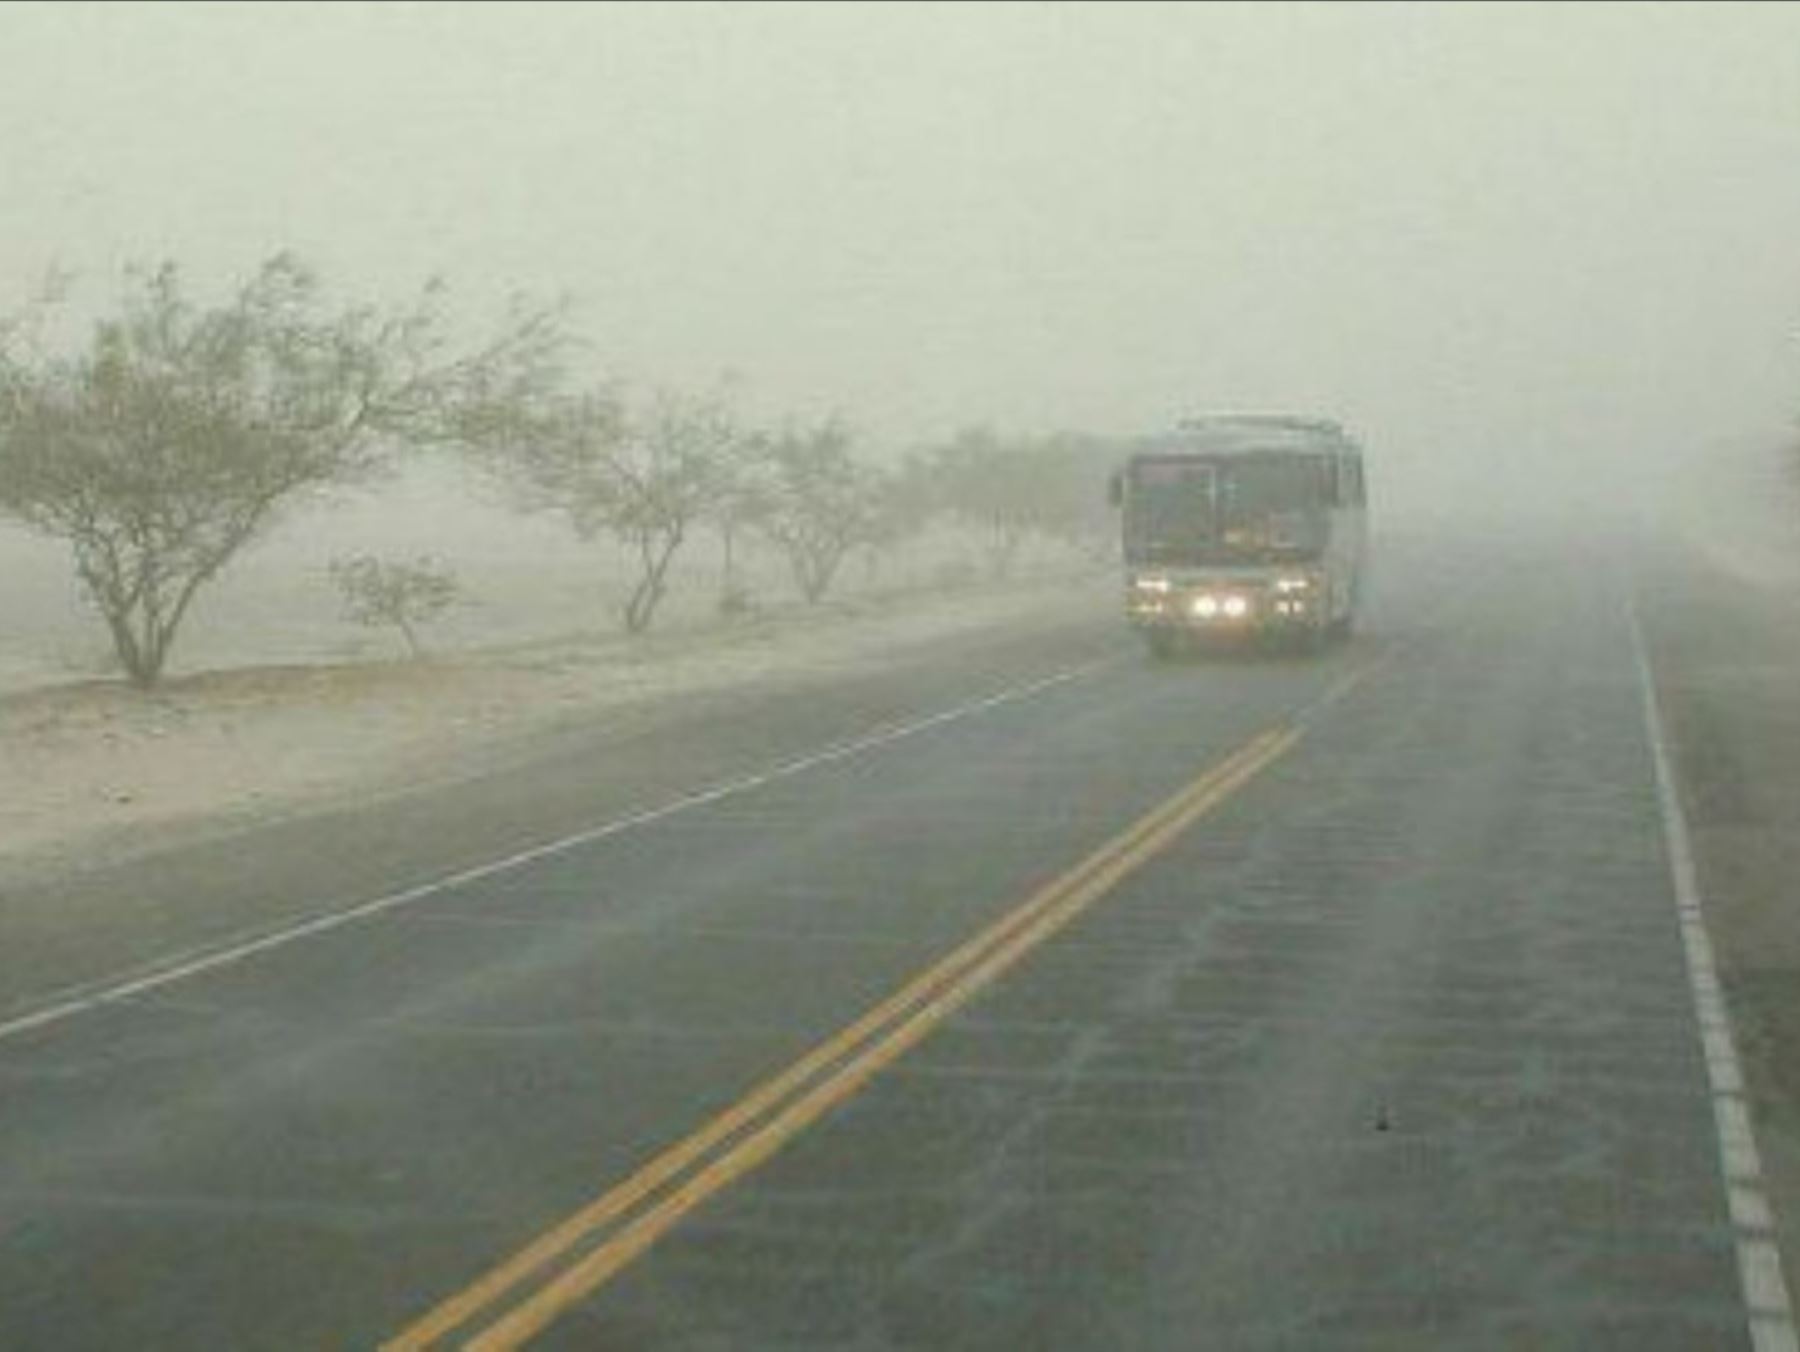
top-left (788, 544), bottom-right (824, 604)
top-left (803, 542), bottom-right (847, 605)
top-left (623, 527), bottom-right (684, 634)
top-left (96, 598), bottom-right (161, 688)
top-left (81, 531), bottom-right (247, 689)
top-left (125, 634), bottom-right (162, 687)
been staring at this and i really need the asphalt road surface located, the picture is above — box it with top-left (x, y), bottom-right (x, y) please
top-left (0, 531), bottom-right (1789, 1350)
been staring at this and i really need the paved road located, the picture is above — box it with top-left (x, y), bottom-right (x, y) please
top-left (0, 534), bottom-right (1784, 1349)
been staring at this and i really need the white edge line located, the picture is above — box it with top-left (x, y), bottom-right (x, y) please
top-left (0, 662), bottom-right (1107, 1046)
top-left (1628, 591), bottom-right (1799, 1352)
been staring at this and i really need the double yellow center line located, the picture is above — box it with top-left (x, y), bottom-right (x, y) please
top-left (386, 722), bottom-right (1303, 1349)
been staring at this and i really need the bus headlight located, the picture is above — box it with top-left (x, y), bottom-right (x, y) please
top-left (1222, 595), bottom-right (1250, 619)
top-left (1193, 594), bottom-right (1220, 618)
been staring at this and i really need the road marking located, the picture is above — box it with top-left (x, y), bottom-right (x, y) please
top-left (0, 663), bottom-right (1107, 1048)
top-left (1629, 595), bottom-right (1799, 1352)
top-left (385, 723), bottom-right (1303, 1350)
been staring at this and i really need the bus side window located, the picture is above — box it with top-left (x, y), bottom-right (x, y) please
top-left (1346, 455), bottom-right (1365, 505)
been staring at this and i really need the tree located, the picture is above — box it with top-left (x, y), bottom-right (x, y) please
top-left (0, 253), bottom-right (563, 687)
top-left (752, 417), bottom-right (880, 604)
top-left (919, 426), bottom-right (1126, 577)
top-left (706, 423), bottom-right (765, 613)
top-left (481, 388), bottom-right (734, 634)
top-left (927, 426), bottom-right (1041, 579)
top-left (330, 554), bottom-right (461, 658)
top-left (857, 452), bottom-right (935, 585)
top-left (1027, 430), bottom-right (1127, 561)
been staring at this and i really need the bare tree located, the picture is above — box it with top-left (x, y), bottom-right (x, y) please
top-left (926, 426), bottom-right (1040, 579)
top-left (853, 453), bottom-right (933, 587)
top-left (753, 417), bottom-right (880, 605)
top-left (1027, 430), bottom-right (1127, 561)
top-left (330, 554), bottom-right (461, 658)
top-left (921, 426), bottom-right (1122, 577)
top-left (482, 388), bottom-right (734, 634)
top-left (0, 253), bottom-right (563, 686)
top-left (706, 425), bottom-right (766, 616)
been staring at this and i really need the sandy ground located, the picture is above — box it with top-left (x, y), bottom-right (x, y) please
top-left (0, 566), bottom-right (1112, 887)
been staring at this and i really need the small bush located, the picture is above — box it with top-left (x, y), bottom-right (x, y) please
top-left (330, 555), bottom-right (462, 658)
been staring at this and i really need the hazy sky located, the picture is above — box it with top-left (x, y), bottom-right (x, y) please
top-left (3, 1), bottom-right (1799, 508)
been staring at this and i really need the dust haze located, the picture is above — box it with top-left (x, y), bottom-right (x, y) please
top-left (3, 1), bottom-right (1800, 684)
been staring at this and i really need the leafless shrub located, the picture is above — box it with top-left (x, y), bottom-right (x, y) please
top-left (330, 554), bottom-right (462, 658)
top-left (473, 387), bottom-right (738, 634)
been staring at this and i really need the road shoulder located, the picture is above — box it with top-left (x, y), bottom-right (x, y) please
top-left (1641, 526), bottom-right (1800, 1317)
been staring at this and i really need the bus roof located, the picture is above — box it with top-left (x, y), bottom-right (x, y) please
top-left (1139, 415), bottom-right (1360, 458)
top-left (1175, 414), bottom-right (1345, 437)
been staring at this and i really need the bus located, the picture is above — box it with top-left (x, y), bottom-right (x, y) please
top-left (1108, 415), bottom-right (1368, 657)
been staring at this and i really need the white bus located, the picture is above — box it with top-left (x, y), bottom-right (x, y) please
top-left (1108, 415), bottom-right (1368, 657)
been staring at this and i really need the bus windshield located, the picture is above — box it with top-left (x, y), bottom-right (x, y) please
top-left (1126, 451), bottom-right (1329, 565)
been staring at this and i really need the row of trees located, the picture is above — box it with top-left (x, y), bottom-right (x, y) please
top-left (481, 392), bottom-right (898, 634)
top-left (0, 254), bottom-right (1122, 687)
